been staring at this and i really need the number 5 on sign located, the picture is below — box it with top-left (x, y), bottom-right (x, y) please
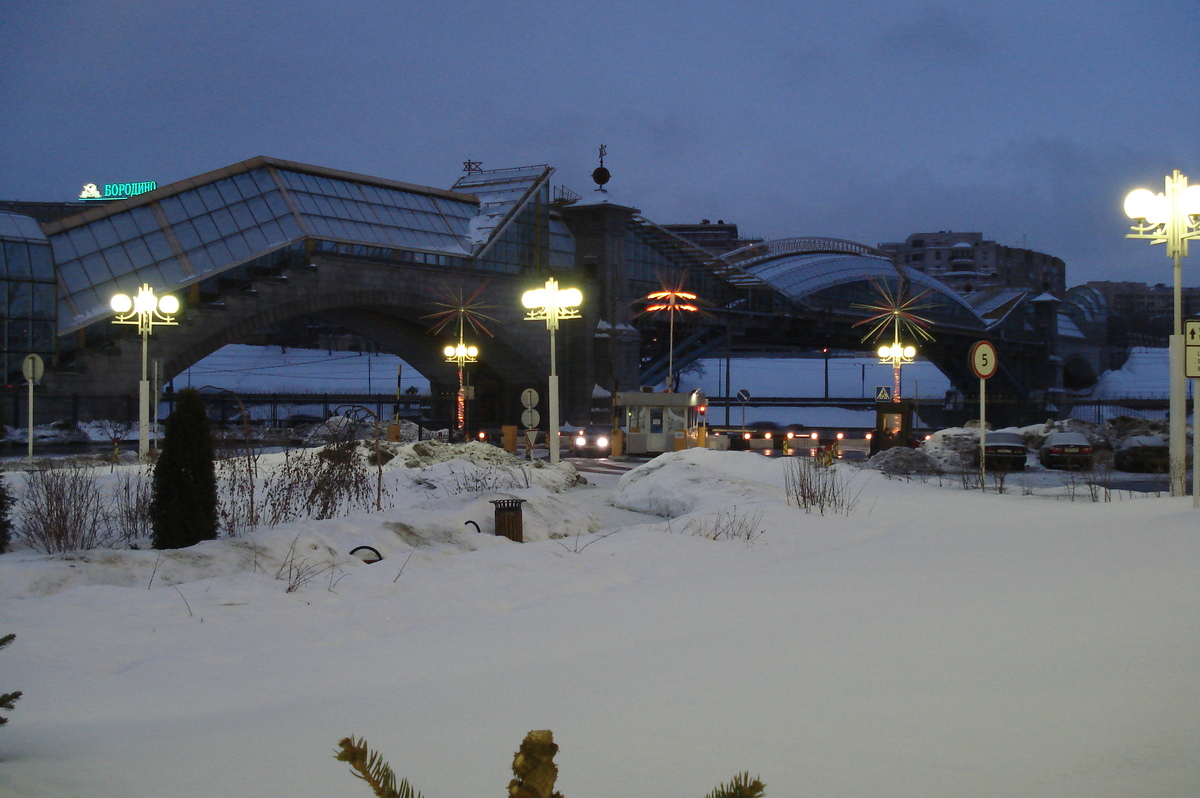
top-left (970, 340), bottom-right (998, 380)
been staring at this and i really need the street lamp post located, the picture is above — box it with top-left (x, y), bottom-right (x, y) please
top-left (522, 278), bottom-right (582, 464)
top-left (1124, 171), bottom-right (1200, 497)
top-left (111, 284), bottom-right (179, 460)
top-left (878, 341), bottom-right (916, 401)
top-left (443, 340), bottom-right (479, 439)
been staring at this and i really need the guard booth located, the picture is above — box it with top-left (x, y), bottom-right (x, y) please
top-left (871, 399), bottom-right (915, 455)
top-left (618, 390), bottom-right (707, 455)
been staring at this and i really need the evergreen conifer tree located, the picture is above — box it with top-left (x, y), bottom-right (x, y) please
top-left (0, 475), bottom-right (12, 554)
top-left (150, 388), bottom-right (217, 549)
top-left (0, 633), bottom-right (20, 726)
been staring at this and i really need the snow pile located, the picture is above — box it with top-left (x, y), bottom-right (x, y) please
top-left (613, 448), bottom-right (786, 517)
top-left (862, 445), bottom-right (944, 475)
top-left (2, 448), bottom-right (1199, 797)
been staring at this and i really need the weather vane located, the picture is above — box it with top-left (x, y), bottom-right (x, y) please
top-left (592, 145), bottom-right (610, 187)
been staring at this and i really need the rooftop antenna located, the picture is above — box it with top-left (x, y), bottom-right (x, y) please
top-left (592, 145), bottom-right (610, 187)
top-left (463, 160), bottom-right (483, 174)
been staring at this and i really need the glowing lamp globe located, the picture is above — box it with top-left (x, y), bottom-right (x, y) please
top-left (1124, 188), bottom-right (1167, 224)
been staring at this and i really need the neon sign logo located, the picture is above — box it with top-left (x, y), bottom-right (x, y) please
top-left (79, 181), bottom-right (158, 201)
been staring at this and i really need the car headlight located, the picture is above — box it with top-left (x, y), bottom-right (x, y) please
top-left (596, 436), bottom-right (608, 448)
top-left (575, 436), bottom-right (587, 446)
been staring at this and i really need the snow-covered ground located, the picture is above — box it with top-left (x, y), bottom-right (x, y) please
top-left (1, 441), bottom-right (1198, 797)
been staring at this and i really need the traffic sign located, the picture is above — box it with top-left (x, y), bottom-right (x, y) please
top-left (1186, 320), bottom-right (1200, 378)
top-left (970, 340), bottom-right (998, 380)
top-left (521, 408), bottom-right (540, 429)
top-left (875, 385), bottom-right (892, 402)
top-left (736, 389), bottom-right (751, 403)
top-left (520, 388), bottom-right (539, 409)
top-left (22, 353), bottom-right (43, 383)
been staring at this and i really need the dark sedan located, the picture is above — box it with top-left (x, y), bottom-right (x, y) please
top-left (1038, 431), bottom-right (1094, 470)
top-left (1113, 435), bottom-right (1169, 473)
top-left (568, 425), bottom-right (614, 457)
top-left (976, 431), bottom-right (1029, 471)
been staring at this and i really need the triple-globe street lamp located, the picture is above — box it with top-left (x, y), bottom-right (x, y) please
top-left (1124, 170), bottom-right (1200, 497)
top-left (110, 283), bottom-right (179, 460)
top-left (522, 277), bottom-right (582, 465)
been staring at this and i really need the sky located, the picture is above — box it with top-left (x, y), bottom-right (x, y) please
top-left (2, 1), bottom-right (1199, 287)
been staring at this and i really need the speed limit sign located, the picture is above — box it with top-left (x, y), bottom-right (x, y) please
top-left (970, 340), bottom-right (998, 380)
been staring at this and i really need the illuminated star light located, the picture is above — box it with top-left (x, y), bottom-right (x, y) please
top-left (852, 278), bottom-right (937, 346)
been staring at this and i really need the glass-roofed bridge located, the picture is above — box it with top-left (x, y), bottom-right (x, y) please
top-left (0, 156), bottom-right (1069, 429)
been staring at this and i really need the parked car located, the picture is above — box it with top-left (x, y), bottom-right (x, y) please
top-left (1113, 435), bottom-right (1169, 473)
top-left (976, 431), bottom-right (1029, 471)
top-left (568, 425), bottom-right (614, 457)
top-left (1038, 431), bottom-right (1094, 470)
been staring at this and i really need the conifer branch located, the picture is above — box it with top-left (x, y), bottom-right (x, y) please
top-left (704, 772), bottom-right (765, 798)
top-left (335, 736), bottom-right (424, 798)
top-left (0, 633), bottom-right (19, 726)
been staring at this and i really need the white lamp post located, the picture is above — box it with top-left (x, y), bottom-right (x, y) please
top-left (111, 284), bottom-right (178, 460)
top-left (1124, 171), bottom-right (1200, 497)
top-left (522, 278), bottom-right (582, 464)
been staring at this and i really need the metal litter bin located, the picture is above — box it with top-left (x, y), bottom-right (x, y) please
top-left (490, 498), bottom-right (526, 543)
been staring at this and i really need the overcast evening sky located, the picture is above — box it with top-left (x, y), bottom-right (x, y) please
top-left (2, 1), bottom-right (1198, 288)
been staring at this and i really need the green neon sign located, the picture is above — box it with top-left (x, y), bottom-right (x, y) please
top-left (79, 181), bottom-right (158, 201)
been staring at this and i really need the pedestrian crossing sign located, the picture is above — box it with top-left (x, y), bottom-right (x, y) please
top-left (875, 385), bottom-right (892, 402)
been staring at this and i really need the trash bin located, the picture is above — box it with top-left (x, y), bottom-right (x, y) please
top-left (490, 498), bottom-right (526, 543)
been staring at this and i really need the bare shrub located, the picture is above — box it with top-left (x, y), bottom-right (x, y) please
top-left (261, 443), bottom-right (380, 526)
top-left (110, 467), bottom-right (153, 543)
top-left (274, 533), bottom-right (344, 592)
top-left (783, 458), bottom-right (860, 516)
top-left (443, 463), bottom-right (530, 495)
top-left (17, 463), bottom-right (113, 553)
top-left (216, 447), bottom-right (261, 537)
top-left (684, 506), bottom-right (764, 542)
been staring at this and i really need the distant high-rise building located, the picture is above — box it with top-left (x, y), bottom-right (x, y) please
top-left (662, 219), bottom-right (762, 257)
top-left (877, 231), bottom-right (1066, 297)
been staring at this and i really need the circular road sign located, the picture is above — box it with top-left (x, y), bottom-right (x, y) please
top-left (521, 408), bottom-right (541, 429)
top-left (736, 389), bottom-right (751, 403)
top-left (22, 353), bottom-right (44, 383)
top-left (521, 388), bottom-right (539, 409)
top-left (970, 340), bottom-right (998, 380)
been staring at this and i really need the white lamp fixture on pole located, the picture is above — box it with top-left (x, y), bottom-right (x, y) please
top-left (877, 341), bottom-right (916, 401)
top-left (1124, 171), bottom-right (1200, 498)
top-left (521, 277), bottom-right (582, 464)
top-left (111, 283), bottom-right (179, 460)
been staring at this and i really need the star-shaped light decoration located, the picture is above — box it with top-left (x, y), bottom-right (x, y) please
top-left (637, 270), bottom-right (711, 392)
top-left (423, 283), bottom-right (497, 434)
top-left (852, 278), bottom-right (936, 401)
